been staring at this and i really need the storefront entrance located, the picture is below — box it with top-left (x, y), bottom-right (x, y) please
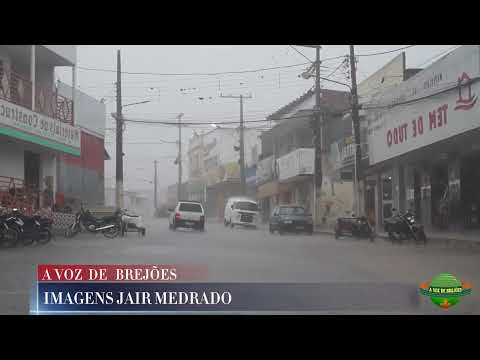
top-left (461, 153), bottom-right (480, 229)
top-left (430, 163), bottom-right (449, 229)
top-left (24, 151), bottom-right (40, 209)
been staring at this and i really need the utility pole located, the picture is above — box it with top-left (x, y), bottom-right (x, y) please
top-left (313, 45), bottom-right (322, 229)
top-left (154, 160), bottom-right (158, 211)
top-left (220, 93), bottom-right (252, 195)
top-left (177, 113), bottom-right (184, 202)
top-left (349, 45), bottom-right (363, 216)
top-left (115, 49), bottom-right (123, 209)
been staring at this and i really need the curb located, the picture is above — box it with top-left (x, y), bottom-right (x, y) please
top-left (314, 229), bottom-right (480, 249)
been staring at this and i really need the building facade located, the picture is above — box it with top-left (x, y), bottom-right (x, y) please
top-left (186, 127), bottom-right (262, 220)
top-left (365, 45), bottom-right (480, 232)
top-left (257, 89), bottom-right (351, 225)
top-left (0, 45), bottom-right (106, 214)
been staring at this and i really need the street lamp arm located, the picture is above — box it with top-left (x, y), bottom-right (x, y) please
top-left (122, 100), bottom-right (151, 108)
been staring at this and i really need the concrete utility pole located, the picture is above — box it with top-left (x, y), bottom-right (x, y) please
top-left (313, 45), bottom-right (322, 228)
top-left (154, 160), bottom-right (158, 211)
top-left (220, 93), bottom-right (252, 195)
top-left (349, 45), bottom-right (363, 216)
top-left (115, 49), bottom-right (124, 209)
top-left (177, 113), bottom-right (184, 202)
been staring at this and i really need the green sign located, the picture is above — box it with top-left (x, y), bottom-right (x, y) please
top-left (419, 273), bottom-right (472, 309)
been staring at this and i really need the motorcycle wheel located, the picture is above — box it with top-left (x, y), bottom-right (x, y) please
top-left (388, 232), bottom-right (396, 243)
top-left (0, 229), bottom-right (19, 248)
top-left (103, 225), bottom-right (120, 238)
top-left (38, 229), bottom-right (52, 244)
top-left (65, 224), bottom-right (80, 238)
top-left (22, 235), bottom-right (35, 246)
top-left (416, 229), bottom-right (427, 245)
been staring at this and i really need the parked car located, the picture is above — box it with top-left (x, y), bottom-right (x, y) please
top-left (224, 196), bottom-right (259, 229)
top-left (269, 205), bottom-right (313, 235)
top-left (168, 201), bottom-right (205, 231)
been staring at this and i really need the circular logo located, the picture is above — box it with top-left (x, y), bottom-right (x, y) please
top-left (419, 273), bottom-right (472, 309)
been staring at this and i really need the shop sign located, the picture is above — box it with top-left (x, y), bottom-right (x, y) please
top-left (368, 74), bottom-right (480, 164)
top-left (367, 46), bottom-right (480, 164)
top-left (0, 98), bottom-right (81, 154)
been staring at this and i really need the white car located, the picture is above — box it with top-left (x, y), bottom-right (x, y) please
top-left (168, 201), bottom-right (205, 231)
top-left (224, 196), bottom-right (259, 229)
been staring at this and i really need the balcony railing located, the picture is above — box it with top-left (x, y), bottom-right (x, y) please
top-left (0, 176), bottom-right (39, 215)
top-left (277, 148), bottom-right (314, 182)
top-left (340, 143), bottom-right (369, 165)
top-left (0, 69), bottom-right (74, 125)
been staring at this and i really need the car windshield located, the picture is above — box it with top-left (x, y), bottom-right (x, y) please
top-left (234, 201), bottom-right (258, 211)
top-left (279, 207), bottom-right (305, 215)
top-left (179, 203), bottom-right (203, 212)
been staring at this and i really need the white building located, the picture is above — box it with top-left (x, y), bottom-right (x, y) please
top-left (0, 45), bottom-right (106, 213)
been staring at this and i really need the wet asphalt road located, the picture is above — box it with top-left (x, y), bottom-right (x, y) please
top-left (1, 217), bottom-right (479, 314)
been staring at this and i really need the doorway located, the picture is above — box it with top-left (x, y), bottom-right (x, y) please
top-left (431, 164), bottom-right (449, 228)
top-left (413, 169), bottom-right (422, 222)
top-left (461, 154), bottom-right (480, 229)
top-left (24, 151), bottom-right (40, 210)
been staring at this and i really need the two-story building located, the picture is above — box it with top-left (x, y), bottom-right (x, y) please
top-left (257, 88), bottom-right (351, 225)
top-left (0, 45), bottom-right (106, 213)
top-left (364, 45), bottom-right (480, 233)
top-left (186, 126), bottom-right (261, 219)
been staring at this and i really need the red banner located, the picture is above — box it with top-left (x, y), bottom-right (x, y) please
top-left (37, 264), bottom-right (208, 282)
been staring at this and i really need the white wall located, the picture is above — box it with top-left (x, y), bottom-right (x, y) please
top-left (358, 53), bottom-right (405, 102)
top-left (42, 46), bottom-right (76, 65)
top-left (0, 139), bottom-right (24, 179)
top-left (57, 81), bottom-right (106, 138)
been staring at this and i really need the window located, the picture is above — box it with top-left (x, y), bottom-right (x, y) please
top-left (279, 206), bottom-right (306, 215)
top-left (235, 201), bottom-right (258, 211)
top-left (179, 203), bottom-right (203, 212)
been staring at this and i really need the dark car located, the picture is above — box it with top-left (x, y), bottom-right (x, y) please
top-left (269, 205), bottom-right (313, 235)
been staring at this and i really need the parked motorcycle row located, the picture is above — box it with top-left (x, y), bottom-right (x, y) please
top-left (0, 207), bottom-right (53, 248)
top-left (334, 208), bottom-right (427, 245)
top-left (384, 209), bottom-right (427, 245)
top-left (65, 203), bottom-right (146, 239)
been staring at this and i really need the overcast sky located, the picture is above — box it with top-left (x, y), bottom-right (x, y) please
top-left (55, 45), bottom-right (457, 193)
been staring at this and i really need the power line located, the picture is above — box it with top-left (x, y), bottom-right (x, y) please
top-left (121, 111), bottom-right (335, 126)
top-left (77, 62), bottom-right (311, 76)
top-left (415, 45), bottom-right (460, 68)
top-left (362, 77), bottom-right (478, 110)
top-left (356, 45), bottom-right (416, 57)
top-left (289, 45), bottom-right (313, 63)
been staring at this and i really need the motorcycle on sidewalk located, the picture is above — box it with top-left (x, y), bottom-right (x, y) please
top-left (0, 208), bottom-right (52, 246)
top-left (65, 204), bottom-right (122, 239)
top-left (384, 208), bottom-right (427, 245)
top-left (334, 213), bottom-right (376, 242)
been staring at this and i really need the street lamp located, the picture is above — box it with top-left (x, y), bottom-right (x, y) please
top-left (122, 100), bottom-right (151, 109)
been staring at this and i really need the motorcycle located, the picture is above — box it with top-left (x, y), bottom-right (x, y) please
top-left (65, 204), bottom-right (121, 239)
top-left (1, 208), bottom-right (52, 246)
top-left (119, 209), bottom-right (146, 236)
top-left (0, 215), bottom-right (19, 248)
top-left (384, 208), bottom-right (427, 245)
top-left (334, 214), bottom-right (376, 242)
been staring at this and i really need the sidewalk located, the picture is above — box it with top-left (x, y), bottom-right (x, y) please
top-left (314, 225), bottom-right (480, 249)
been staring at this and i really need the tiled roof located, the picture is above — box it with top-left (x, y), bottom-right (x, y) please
top-left (266, 88), bottom-right (315, 120)
top-left (266, 88), bottom-right (350, 121)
